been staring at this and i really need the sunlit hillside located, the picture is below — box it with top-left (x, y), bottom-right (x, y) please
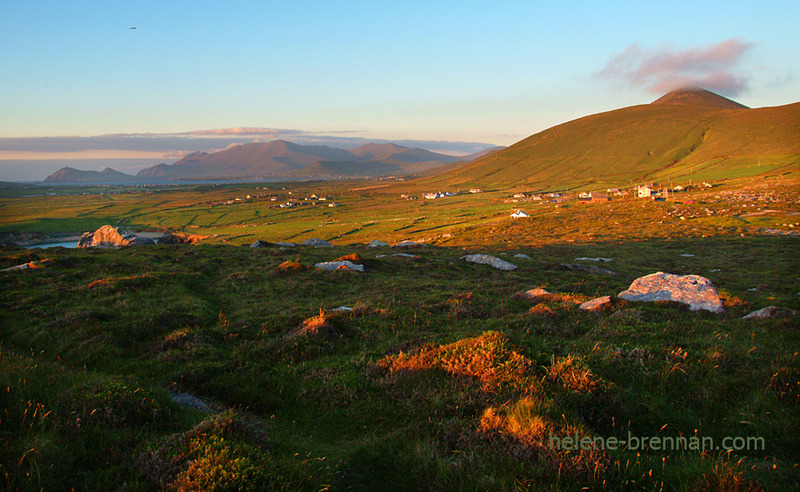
top-left (421, 89), bottom-right (800, 191)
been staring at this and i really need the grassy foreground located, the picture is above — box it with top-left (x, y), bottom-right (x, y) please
top-left (1, 176), bottom-right (799, 490)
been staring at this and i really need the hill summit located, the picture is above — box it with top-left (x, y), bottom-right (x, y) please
top-left (651, 87), bottom-right (748, 109)
top-left (421, 88), bottom-right (798, 190)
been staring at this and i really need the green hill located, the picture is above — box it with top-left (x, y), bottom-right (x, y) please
top-left (422, 88), bottom-right (800, 191)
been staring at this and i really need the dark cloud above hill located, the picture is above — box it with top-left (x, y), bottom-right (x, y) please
top-left (598, 38), bottom-right (753, 96)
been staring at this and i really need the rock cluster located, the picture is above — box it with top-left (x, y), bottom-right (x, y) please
top-left (78, 225), bottom-right (155, 248)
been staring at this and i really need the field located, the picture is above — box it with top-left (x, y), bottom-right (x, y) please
top-left (1, 175), bottom-right (799, 490)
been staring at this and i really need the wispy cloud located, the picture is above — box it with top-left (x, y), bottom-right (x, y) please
top-left (599, 39), bottom-right (753, 96)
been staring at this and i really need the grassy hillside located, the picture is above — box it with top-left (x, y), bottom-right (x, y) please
top-left (2, 232), bottom-right (798, 490)
top-left (420, 95), bottom-right (800, 192)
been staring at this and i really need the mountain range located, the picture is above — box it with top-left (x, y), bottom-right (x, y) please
top-left (422, 88), bottom-right (799, 189)
top-left (44, 88), bottom-right (798, 187)
top-left (44, 141), bottom-right (476, 183)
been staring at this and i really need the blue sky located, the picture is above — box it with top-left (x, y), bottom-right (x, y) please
top-left (1, 1), bottom-right (798, 180)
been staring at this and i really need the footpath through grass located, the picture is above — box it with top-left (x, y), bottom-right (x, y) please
top-left (1, 234), bottom-right (798, 490)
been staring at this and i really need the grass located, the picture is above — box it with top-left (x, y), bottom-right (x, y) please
top-left (1, 175), bottom-right (799, 490)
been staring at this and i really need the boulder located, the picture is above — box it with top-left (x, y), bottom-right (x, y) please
top-left (335, 253), bottom-right (363, 263)
top-left (575, 257), bottom-right (613, 262)
top-left (579, 296), bottom-right (612, 312)
top-left (462, 254), bottom-right (517, 271)
top-left (170, 392), bottom-right (210, 413)
top-left (302, 238), bottom-right (333, 247)
top-left (376, 253), bottom-right (420, 259)
top-left (78, 225), bottom-right (155, 248)
top-left (394, 240), bottom-right (422, 247)
top-left (514, 253), bottom-right (532, 260)
top-left (250, 239), bottom-right (273, 248)
top-left (315, 260), bottom-right (364, 272)
top-left (524, 287), bottom-right (552, 300)
top-left (158, 232), bottom-right (208, 245)
top-left (618, 272), bottom-right (724, 313)
top-left (367, 240), bottom-right (389, 248)
top-left (742, 306), bottom-right (796, 320)
top-left (561, 263), bottom-right (616, 276)
top-left (1, 260), bottom-right (53, 272)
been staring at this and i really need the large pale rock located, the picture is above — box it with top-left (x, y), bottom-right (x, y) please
top-left (367, 240), bottom-right (389, 248)
top-left (461, 254), bottom-right (517, 271)
top-left (315, 260), bottom-right (364, 272)
top-left (78, 225), bottom-right (155, 248)
top-left (618, 272), bottom-right (724, 313)
top-left (742, 306), bottom-right (796, 320)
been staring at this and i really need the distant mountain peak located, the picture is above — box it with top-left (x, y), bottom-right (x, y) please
top-left (651, 87), bottom-right (748, 109)
top-left (44, 166), bottom-right (136, 183)
top-left (134, 140), bottom-right (462, 179)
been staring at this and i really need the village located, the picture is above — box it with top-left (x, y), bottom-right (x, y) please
top-left (200, 180), bottom-right (720, 218)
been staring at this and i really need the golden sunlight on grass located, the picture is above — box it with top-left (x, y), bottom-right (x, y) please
top-left (377, 331), bottom-right (535, 391)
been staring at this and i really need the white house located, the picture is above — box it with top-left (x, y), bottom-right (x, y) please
top-left (510, 210), bottom-right (530, 218)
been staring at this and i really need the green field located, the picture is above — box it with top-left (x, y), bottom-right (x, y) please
top-left (1, 176), bottom-right (799, 490)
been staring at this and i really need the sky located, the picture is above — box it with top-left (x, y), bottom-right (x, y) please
top-left (1, 0), bottom-right (798, 181)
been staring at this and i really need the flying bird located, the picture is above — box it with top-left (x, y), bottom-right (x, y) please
top-left (130, 27), bottom-right (136, 30)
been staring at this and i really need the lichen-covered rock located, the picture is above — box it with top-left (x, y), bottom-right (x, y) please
top-left (461, 254), bottom-right (517, 271)
top-left (618, 272), bottom-right (723, 313)
top-left (367, 240), bottom-right (389, 248)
